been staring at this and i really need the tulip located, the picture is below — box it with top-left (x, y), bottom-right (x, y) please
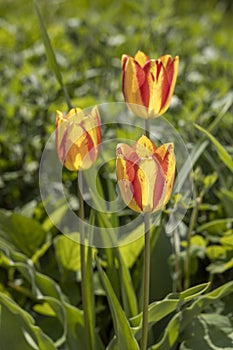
top-left (116, 135), bottom-right (175, 213)
top-left (56, 106), bottom-right (101, 171)
top-left (122, 51), bottom-right (179, 118)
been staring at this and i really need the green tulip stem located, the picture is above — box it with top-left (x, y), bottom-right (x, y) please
top-left (141, 212), bottom-right (151, 350)
top-left (77, 171), bottom-right (93, 350)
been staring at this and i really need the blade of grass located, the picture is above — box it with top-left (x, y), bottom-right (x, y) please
top-left (194, 123), bottom-right (233, 172)
top-left (34, 0), bottom-right (72, 109)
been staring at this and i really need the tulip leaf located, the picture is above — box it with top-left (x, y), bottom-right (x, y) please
top-left (130, 282), bottom-right (210, 338)
top-left (114, 247), bottom-right (138, 318)
top-left (0, 292), bottom-right (56, 350)
top-left (150, 281), bottom-right (233, 349)
top-left (96, 257), bottom-right (139, 350)
top-left (194, 123), bottom-right (233, 172)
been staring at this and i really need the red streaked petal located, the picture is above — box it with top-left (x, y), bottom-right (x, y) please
top-left (136, 157), bottom-right (165, 213)
top-left (134, 135), bottom-right (157, 157)
top-left (158, 56), bottom-right (179, 115)
top-left (122, 54), bottom-right (129, 70)
top-left (155, 143), bottom-right (176, 204)
top-left (122, 57), bottom-right (144, 105)
top-left (116, 155), bottom-right (135, 182)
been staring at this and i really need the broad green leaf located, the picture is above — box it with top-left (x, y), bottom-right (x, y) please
top-left (54, 232), bottom-right (97, 271)
top-left (190, 234), bottom-right (206, 248)
top-left (196, 218), bottom-right (233, 235)
top-left (221, 233), bottom-right (233, 248)
top-left (33, 302), bottom-right (56, 317)
top-left (35, 272), bottom-right (65, 300)
top-left (96, 258), bottom-right (139, 350)
top-left (38, 296), bottom-right (67, 348)
top-left (0, 292), bottom-right (56, 350)
top-left (150, 281), bottom-right (233, 349)
top-left (55, 233), bottom-right (81, 271)
top-left (206, 245), bottom-right (226, 260)
top-left (64, 303), bottom-right (86, 350)
top-left (42, 201), bottom-right (68, 232)
top-left (65, 302), bottom-right (105, 350)
top-left (0, 211), bottom-right (47, 257)
top-left (180, 313), bottom-right (233, 349)
top-left (194, 123), bottom-right (233, 172)
top-left (207, 258), bottom-right (233, 274)
top-left (131, 283), bottom-right (210, 338)
top-left (119, 224), bottom-right (144, 268)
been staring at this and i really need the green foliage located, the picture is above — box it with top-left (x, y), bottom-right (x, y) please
top-left (1, 0), bottom-right (233, 349)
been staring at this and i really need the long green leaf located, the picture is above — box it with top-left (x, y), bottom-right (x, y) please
top-left (34, 0), bottom-right (72, 109)
top-left (96, 258), bottom-right (139, 350)
top-left (194, 123), bottom-right (233, 172)
top-left (115, 248), bottom-right (138, 318)
top-left (196, 218), bottom-right (233, 235)
top-left (34, 1), bottom-right (63, 86)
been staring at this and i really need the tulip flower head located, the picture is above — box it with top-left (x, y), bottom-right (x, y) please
top-left (122, 51), bottom-right (179, 118)
top-left (56, 106), bottom-right (101, 171)
top-left (116, 135), bottom-right (175, 213)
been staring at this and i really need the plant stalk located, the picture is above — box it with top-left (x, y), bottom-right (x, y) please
top-left (141, 212), bottom-right (151, 350)
top-left (77, 171), bottom-right (94, 350)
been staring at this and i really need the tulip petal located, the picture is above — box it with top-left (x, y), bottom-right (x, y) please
top-left (122, 56), bottom-right (149, 118)
top-left (158, 55), bottom-right (179, 115)
top-left (67, 107), bottom-right (84, 123)
top-left (137, 158), bottom-right (166, 212)
top-left (134, 50), bottom-right (149, 66)
top-left (56, 107), bottom-right (101, 171)
top-left (116, 136), bottom-right (168, 213)
top-left (116, 156), bottom-right (141, 212)
top-left (134, 135), bottom-right (157, 157)
top-left (155, 143), bottom-right (176, 204)
top-left (143, 60), bottom-right (163, 116)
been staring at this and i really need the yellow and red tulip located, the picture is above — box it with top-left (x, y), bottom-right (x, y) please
top-left (116, 135), bottom-right (175, 213)
top-left (56, 106), bottom-right (101, 171)
top-left (122, 51), bottom-right (179, 118)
